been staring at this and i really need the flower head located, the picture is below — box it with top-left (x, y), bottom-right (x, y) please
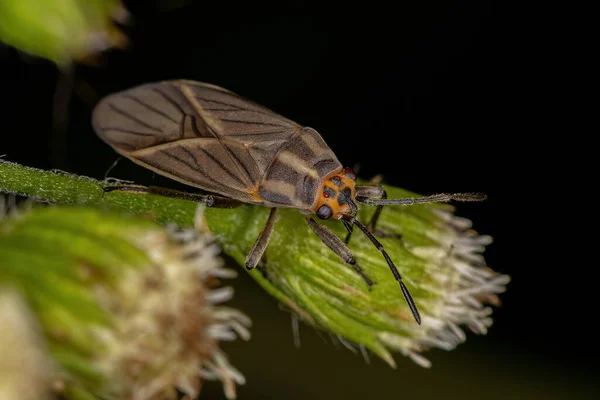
top-left (0, 199), bottom-right (250, 399)
top-left (203, 184), bottom-right (509, 367)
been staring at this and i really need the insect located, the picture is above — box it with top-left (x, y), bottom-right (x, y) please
top-left (92, 80), bottom-right (485, 325)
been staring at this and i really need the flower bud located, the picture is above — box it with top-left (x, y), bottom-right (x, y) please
top-left (204, 184), bottom-right (509, 367)
top-left (0, 201), bottom-right (250, 399)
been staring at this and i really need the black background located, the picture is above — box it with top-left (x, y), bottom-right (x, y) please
top-left (1, 1), bottom-right (592, 399)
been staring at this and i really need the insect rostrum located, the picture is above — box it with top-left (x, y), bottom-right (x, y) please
top-left (92, 80), bottom-right (486, 325)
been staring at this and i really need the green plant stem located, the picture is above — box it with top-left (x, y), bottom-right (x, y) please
top-left (0, 160), bottom-right (197, 227)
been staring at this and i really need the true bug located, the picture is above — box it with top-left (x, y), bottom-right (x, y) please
top-left (92, 80), bottom-right (485, 325)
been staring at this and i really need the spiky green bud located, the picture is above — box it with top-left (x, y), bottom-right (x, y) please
top-left (0, 200), bottom-right (250, 399)
top-left (202, 184), bottom-right (509, 367)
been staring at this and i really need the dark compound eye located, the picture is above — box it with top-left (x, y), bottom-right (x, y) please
top-left (316, 204), bottom-right (333, 220)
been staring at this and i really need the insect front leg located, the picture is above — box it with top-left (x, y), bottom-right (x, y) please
top-left (344, 185), bottom-right (403, 244)
top-left (306, 217), bottom-right (374, 288)
top-left (246, 208), bottom-right (278, 270)
top-left (356, 185), bottom-right (386, 233)
top-left (103, 184), bottom-right (243, 208)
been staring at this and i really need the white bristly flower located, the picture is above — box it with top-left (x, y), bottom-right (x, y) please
top-left (0, 201), bottom-right (251, 399)
top-left (203, 184), bottom-right (509, 368)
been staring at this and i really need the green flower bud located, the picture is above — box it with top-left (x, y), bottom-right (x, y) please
top-left (0, 0), bottom-right (128, 66)
top-left (0, 199), bottom-right (250, 399)
top-left (202, 184), bottom-right (509, 367)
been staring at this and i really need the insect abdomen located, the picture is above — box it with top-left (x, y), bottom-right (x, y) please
top-left (257, 127), bottom-right (342, 209)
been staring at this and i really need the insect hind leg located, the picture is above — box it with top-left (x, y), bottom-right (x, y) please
top-left (102, 184), bottom-right (242, 208)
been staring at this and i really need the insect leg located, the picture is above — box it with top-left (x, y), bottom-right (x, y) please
top-left (347, 185), bottom-right (402, 242)
top-left (342, 220), bottom-right (354, 244)
top-left (246, 208), bottom-right (278, 270)
top-left (356, 185), bottom-right (386, 233)
top-left (305, 217), bottom-right (374, 288)
top-left (103, 184), bottom-right (242, 208)
top-left (349, 217), bottom-right (421, 324)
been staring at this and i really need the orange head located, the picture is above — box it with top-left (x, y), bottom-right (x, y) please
top-left (312, 167), bottom-right (358, 220)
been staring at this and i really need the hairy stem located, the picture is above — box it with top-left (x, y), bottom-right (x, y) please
top-left (0, 159), bottom-right (197, 227)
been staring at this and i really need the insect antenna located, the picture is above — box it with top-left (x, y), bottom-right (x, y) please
top-left (349, 217), bottom-right (422, 325)
top-left (357, 192), bottom-right (486, 206)
top-left (341, 219), bottom-right (354, 244)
